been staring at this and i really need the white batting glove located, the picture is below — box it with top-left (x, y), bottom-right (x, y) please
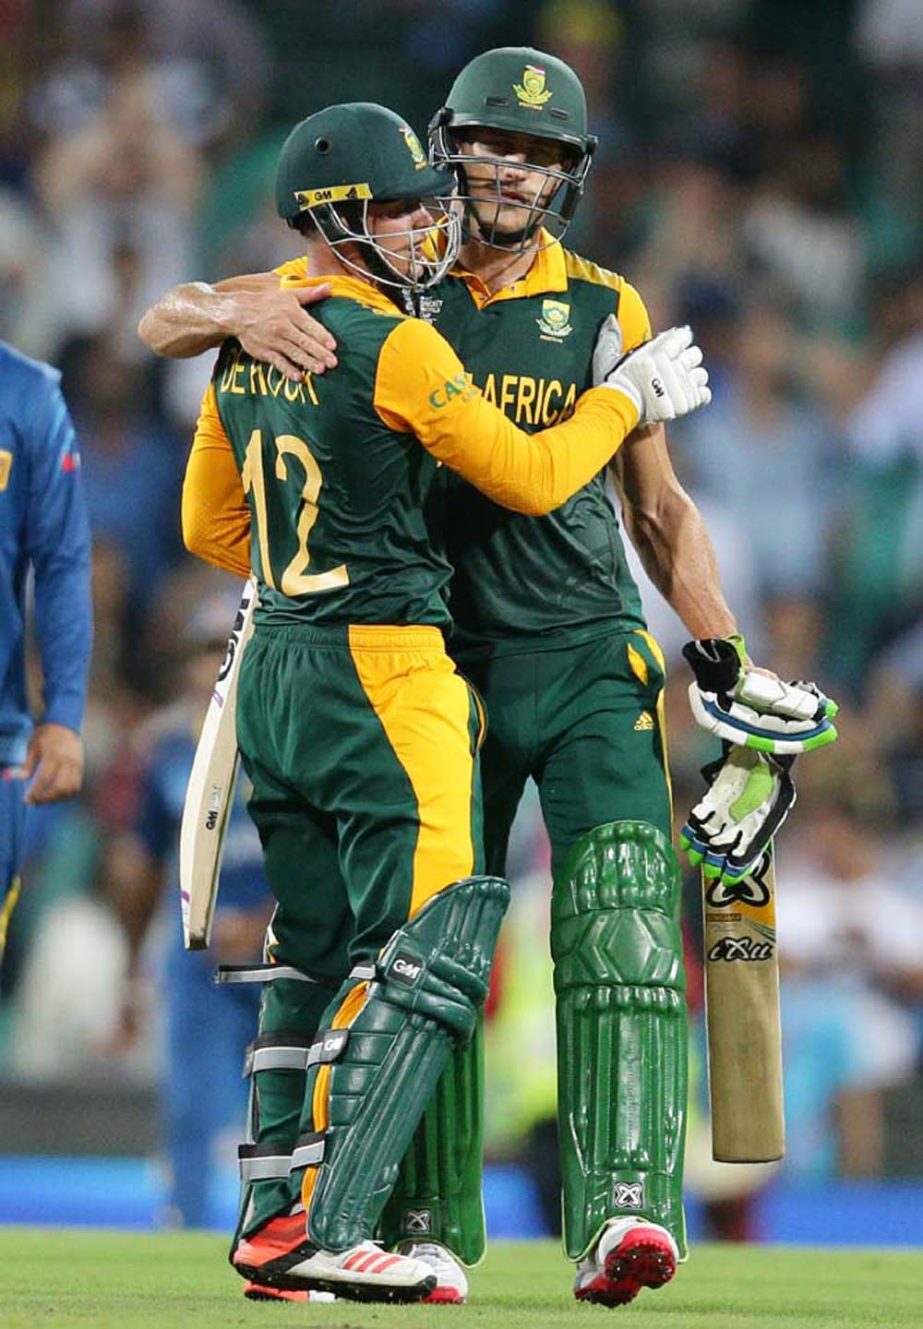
top-left (683, 638), bottom-right (839, 756)
top-left (680, 746), bottom-right (796, 884)
top-left (594, 318), bottom-right (711, 425)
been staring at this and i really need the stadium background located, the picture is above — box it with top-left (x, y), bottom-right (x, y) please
top-left (1, 0), bottom-right (922, 1246)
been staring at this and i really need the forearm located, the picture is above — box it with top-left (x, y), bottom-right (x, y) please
top-left (626, 486), bottom-right (738, 640)
top-left (430, 389), bottom-right (640, 516)
top-left (137, 282), bottom-right (238, 358)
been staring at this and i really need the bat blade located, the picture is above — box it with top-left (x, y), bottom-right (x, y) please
top-left (179, 579), bottom-right (257, 950)
top-left (703, 846), bottom-right (785, 1162)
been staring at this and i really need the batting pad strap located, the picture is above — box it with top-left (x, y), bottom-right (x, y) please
top-left (215, 963), bottom-right (335, 987)
top-left (244, 1031), bottom-right (314, 1077)
top-left (306, 1028), bottom-right (349, 1068)
top-left (238, 1143), bottom-right (292, 1182)
top-left (290, 1131), bottom-right (326, 1170)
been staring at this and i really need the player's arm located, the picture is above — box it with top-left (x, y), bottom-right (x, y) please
top-left (137, 269), bottom-right (338, 377)
top-left (611, 423), bottom-right (738, 639)
top-left (374, 318), bottom-right (707, 517)
top-left (182, 383), bottom-right (252, 577)
top-left (23, 374), bottom-right (92, 804)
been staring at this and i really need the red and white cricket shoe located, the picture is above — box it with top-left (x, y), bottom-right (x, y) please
top-left (573, 1217), bottom-right (678, 1307)
top-left (232, 1213), bottom-right (435, 1303)
top-left (242, 1279), bottom-right (336, 1303)
top-left (397, 1241), bottom-right (468, 1304)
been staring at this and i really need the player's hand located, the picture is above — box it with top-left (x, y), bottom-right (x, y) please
top-left (680, 745), bottom-right (796, 884)
top-left (225, 284), bottom-right (338, 379)
top-left (23, 723), bottom-right (84, 804)
top-left (594, 319), bottom-right (711, 425)
top-left (683, 637), bottom-right (839, 755)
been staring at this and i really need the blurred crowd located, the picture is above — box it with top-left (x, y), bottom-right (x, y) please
top-left (1, 0), bottom-right (922, 1224)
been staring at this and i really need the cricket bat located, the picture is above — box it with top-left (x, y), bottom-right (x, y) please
top-left (179, 578), bottom-right (257, 950)
top-left (702, 845), bottom-right (785, 1162)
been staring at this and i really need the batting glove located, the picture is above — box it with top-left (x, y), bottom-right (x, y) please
top-left (684, 637), bottom-right (839, 755)
top-left (594, 318), bottom-right (711, 426)
top-left (681, 745), bottom-right (796, 884)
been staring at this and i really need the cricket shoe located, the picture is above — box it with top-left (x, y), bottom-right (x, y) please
top-left (573, 1217), bottom-right (678, 1307)
top-left (242, 1280), bottom-right (337, 1303)
top-left (397, 1241), bottom-right (468, 1304)
top-left (233, 1213), bottom-right (435, 1303)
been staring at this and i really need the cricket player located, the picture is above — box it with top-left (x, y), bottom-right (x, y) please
top-left (0, 341), bottom-right (92, 966)
top-left (141, 51), bottom-right (825, 1307)
top-left (173, 99), bottom-right (710, 1304)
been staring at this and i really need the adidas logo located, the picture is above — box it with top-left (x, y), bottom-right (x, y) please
top-left (633, 711), bottom-right (655, 732)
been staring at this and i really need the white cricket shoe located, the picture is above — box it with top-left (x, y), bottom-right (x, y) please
top-left (397, 1240), bottom-right (469, 1304)
top-left (573, 1217), bottom-right (678, 1307)
top-left (233, 1213), bottom-right (435, 1303)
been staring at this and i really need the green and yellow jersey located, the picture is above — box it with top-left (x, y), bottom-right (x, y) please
top-left (185, 272), bottom-right (642, 628)
top-left (271, 238), bottom-right (651, 653)
top-left (431, 238), bottom-right (651, 658)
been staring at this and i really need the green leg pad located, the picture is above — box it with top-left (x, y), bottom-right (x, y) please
top-left (376, 1014), bottom-right (486, 1265)
top-left (234, 977), bottom-right (332, 1246)
top-left (552, 820), bottom-right (688, 1261)
top-left (300, 876), bottom-right (509, 1253)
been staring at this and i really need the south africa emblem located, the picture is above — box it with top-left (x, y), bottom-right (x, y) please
top-left (537, 298), bottom-right (573, 340)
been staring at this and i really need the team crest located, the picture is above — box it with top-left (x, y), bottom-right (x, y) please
top-left (0, 450), bottom-right (12, 492)
top-left (536, 299), bottom-right (572, 340)
top-left (400, 124), bottom-right (428, 171)
top-left (514, 64), bottom-right (553, 109)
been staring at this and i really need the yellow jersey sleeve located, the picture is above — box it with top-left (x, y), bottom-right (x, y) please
top-left (373, 318), bottom-right (640, 516)
top-left (183, 382), bottom-right (252, 578)
top-left (617, 278), bottom-right (652, 353)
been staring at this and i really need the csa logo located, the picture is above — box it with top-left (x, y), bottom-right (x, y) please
top-left (514, 64), bottom-right (553, 109)
top-left (400, 124), bottom-right (428, 171)
top-left (536, 299), bottom-right (573, 340)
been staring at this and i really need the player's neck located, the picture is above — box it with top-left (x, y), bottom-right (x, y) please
top-left (305, 240), bottom-right (357, 283)
top-left (458, 238), bottom-right (539, 294)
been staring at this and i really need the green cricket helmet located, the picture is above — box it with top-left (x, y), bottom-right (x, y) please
top-left (276, 102), bottom-right (459, 291)
top-left (430, 47), bottom-right (597, 250)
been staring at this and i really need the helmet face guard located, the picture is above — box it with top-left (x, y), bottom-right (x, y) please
top-left (430, 111), bottom-right (594, 251)
top-left (276, 102), bottom-right (461, 293)
top-left (308, 194), bottom-right (460, 292)
top-left (429, 46), bottom-right (597, 252)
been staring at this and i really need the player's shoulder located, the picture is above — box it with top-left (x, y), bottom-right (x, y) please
top-left (0, 340), bottom-right (61, 401)
top-left (561, 248), bottom-right (631, 296)
top-left (561, 249), bottom-right (650, 345)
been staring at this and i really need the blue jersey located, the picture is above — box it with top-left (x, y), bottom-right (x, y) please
top-left (0, 343), bottom-right (92, 764)
top-left (137, 716), bottom-right (270, 914)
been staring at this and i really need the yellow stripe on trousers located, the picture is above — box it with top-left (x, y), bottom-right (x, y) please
top-left (301, 979), bottom-right (370, 1214)
top-left (348, 625), bottom-right (476, 918)
top-left (632, 629), bottom-right (674, 817)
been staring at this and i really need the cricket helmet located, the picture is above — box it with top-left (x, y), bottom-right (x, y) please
top-left (276, 102), bottom-right (459, 290)
top-left (430, 46), bottom-right (597, 249)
